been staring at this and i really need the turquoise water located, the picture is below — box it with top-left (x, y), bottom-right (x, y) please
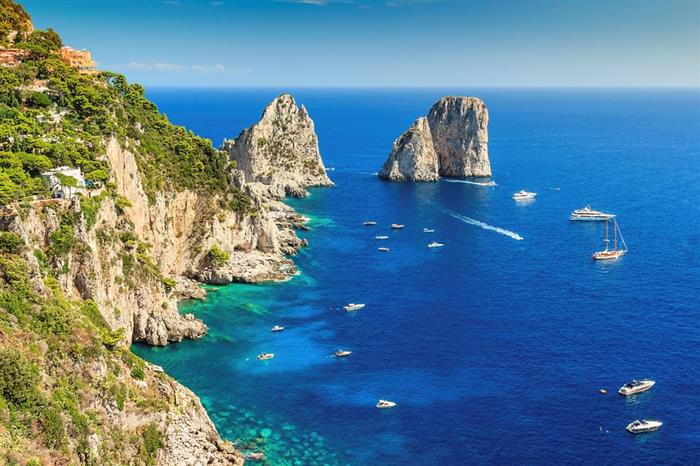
top-left (135, 88), bottom-right (700, 465)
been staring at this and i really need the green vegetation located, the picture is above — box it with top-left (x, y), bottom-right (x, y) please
top-left (207, 245), bottom-right (230, 267)
top-left (0, 349), bottom-right (39, 407)
top-left (0, 0), bottom-right (31, 46)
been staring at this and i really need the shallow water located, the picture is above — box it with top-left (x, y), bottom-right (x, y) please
top-left (135, 88), bottom-right (700, 465)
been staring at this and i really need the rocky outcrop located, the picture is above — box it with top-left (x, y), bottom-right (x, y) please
top-left (222, 94), bottom-right (333, 198)
top-left (378, 117), bottom-right (439, 182)
top-left (379, 96), bottom-right (490, 182)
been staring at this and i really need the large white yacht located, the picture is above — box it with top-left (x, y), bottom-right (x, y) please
top-left (570, 205), bottom-right (615, 221)
top-left (618, 379), bottom-right (655, 396)
top-left (626, 419), bottom-right (663, 434)
top-left (343, 303), bottom-right (366, 312)
top-left (512, 190), bottom-right (537, 201)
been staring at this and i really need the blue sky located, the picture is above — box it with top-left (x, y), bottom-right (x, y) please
top-left (22, 0), bottom-right (700, 87)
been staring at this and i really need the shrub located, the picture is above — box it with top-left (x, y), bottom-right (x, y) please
top-left (207, 246), bottom-right (229, 267)
top-left (141, 423), bottom-right (164, 464)
top-left (0, 231), bottom-right (22, 254)
top-left (42, 407), bottom-right (66, 449)
top-left (0, 348), bottom-right (39, 407)
top-left (161, 276), bottom-right (176, 290)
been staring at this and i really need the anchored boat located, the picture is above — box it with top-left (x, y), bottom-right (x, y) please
top-left (256, 353), bottom-right (275, 361)
top-left (271, 325), bottom-right (285, 333)
top-left (363, 221), bottom-right (377, 226)
top-left (512, 190), bottom-right (537, 201)
top-left (376, 399), bottom-right (397, 409)
top-left (427, 241), bottom-right (444, 248)
top-left (334, 350), bottom-right (352, 358)
top-left (618, 379), bottom-right (655, 396)
top-left (626, 419), bottom-right (663, 434)
top-left (390, 224), bottom-right (405, 229)
top-left (343, 303), bottom-right (366, 312)
top-left (593, 219), bottom-right (627, 260)
top-left (570, 205), bottom-right (615, 221)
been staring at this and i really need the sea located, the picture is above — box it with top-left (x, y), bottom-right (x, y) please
top-left (133, 87), bottom-right (700, 466)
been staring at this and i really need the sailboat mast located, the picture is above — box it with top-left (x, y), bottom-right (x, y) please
top-left (604, 220), bottom-right (610, 250)
top-left (613, 220), bottom-right (618, 251)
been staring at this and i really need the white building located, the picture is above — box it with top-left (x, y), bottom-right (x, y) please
top-left (40, 166), bottom-right (86, 199)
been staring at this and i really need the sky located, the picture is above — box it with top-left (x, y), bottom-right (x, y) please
top-left (21, 0), bottom-right (700, 87)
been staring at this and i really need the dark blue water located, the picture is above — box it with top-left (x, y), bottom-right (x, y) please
top-left (135, 88), bottom-right (700, 465)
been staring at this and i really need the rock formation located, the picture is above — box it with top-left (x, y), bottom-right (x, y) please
top-left (379, 96), bottom-right (490, 182)
top-left (222, 93), bottom-right (333, 198)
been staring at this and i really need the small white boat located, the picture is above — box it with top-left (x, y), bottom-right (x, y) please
top-left (618, 379), bottom-right (655, 396)
top-left (512, 190), bottom-right (537, 201)
top-left (363, 221), bottom-right (377, 226)
top-left (593, 219), bottom-right (627, 261)
top-left (427, 241), bottom-right (444, 248)
top-left (375, 235), bottom-right (389, 240)
top-left (334, 350), bottom-right (352, 358)
top-left (271, 325), bottom-right (285, 333)
top-left (570, 205), bottom-right (615, 221)
top-left (376, 399), bottom-right (397, 409)
top-left (390, 224), bottom-right (405, 229)
top-left (245, 452), bottom-right (265, 461)
top-left (256, 353), bottom-right (275, 361)
top-left (378, 247), bottom-right (390, 252)
top-left (423, 228), bottom-right (435, 233)
top-left (343, 303), bottom-right (366, 312)
top-left (626, 419), bottom-right (663, 434)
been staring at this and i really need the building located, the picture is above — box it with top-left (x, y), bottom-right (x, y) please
top-left (0, 48), bottom-right (28, 67)
top-left (40, 166), bottom-right (86, 200)
top-left (59, 47), bottom-right (96, 74)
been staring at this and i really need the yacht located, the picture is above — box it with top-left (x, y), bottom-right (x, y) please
top-left (626, 419), bottom-right (663, 434)
top-left (256, 353), bottom-right (275, 361)
top-left (334, 350), bottom-right (352, 358)
top-left (363, 221), bottom-right (377, 226)
top-left (375, 235), bottom-right (389, 240)
top-left (343, 303), bottom-right (366, 312)
top-left (512, 190), bottom-right (537, 201)
top-left (618, 379), bottom-right (655, 396)
top-left (376, 399), bottom-right (397, 409)
top-left (427, 241), bottom-right (444, 248)
top-left (570, 205), bottom-right (615, 221)
top-left (593, 219), bottom-right (628, 260)
top-left (271, 325), bottom-right (285, 333)
top-left (378, 247), bottom-right (390, 252)
top-left (390, 224), bottom-right (405, 229)
top-left (423, 228), bottom-right (435, 233)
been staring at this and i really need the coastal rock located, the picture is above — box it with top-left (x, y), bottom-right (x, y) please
top-left (378, 117), bottom-right (439, 182)
top-left (379, 96), bottom-right (490, 181)
top-left (222, 94), bottom-right (333, 198)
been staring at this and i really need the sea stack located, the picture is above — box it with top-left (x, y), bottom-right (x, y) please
top-left (222, 93), bottom-right (333, 197)
top-left (379, 96), bottom-right (490, 181)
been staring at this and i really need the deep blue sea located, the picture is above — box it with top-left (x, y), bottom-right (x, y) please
top-left (134, 88), bottom-right (700, 465)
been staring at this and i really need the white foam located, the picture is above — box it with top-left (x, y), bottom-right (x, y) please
top-left (442, 208), bottom-right (524, 241)
top-left (442, 179), bottom-right (497, 187)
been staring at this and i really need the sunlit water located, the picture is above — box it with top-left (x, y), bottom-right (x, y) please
top-left (134, 88), bottom-right (700, 465)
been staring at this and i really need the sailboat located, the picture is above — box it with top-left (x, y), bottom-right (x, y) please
top-left (593, 219), bottom-right (627, 260)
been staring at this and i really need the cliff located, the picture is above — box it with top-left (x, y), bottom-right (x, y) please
top-left (222, 93), bottom-right (333, 198)
top-left (379, 96), bottom-right (490, 182)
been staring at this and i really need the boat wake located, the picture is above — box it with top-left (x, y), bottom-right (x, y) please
top-left (441, 208), bottom-right (524, 241)
top-left (443, 179), bottom-right (497, 187)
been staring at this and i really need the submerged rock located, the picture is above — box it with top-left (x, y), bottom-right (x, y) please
top-left (378, 117), bottom-right (439, 182)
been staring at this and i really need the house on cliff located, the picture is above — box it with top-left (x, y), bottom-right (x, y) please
top-left (41, 166), bottom-right (85, 199)
top-left (59, 46), bottom-right (96, 74)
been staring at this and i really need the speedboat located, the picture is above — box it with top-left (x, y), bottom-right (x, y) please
top-left (375, 235), bottom-right (389, 240)
top-left (423, 228), bottom-right (435, 233)
top-left (271, 325), bottom-right (285, 333)
top-left (427, 241), bottom-right (444, 248)
top-left (363, 221), bottom-right (377, 226)
top-left (376, 399), bottom-right (397, 409)
top-left (570, 205), bottom-right (615, 221)
top-left (626, 419), bottom-right (663, 434)
top-left (512, 190), bottom-right (537, 201)
top-left (378, 247), bottom-right (390, 252)
top-left (334, 350), bottom-right (352, 358)
top-left (618, 379), bottom-right (655, 396)
top-left (343, 303), bottom-right (366, 312)
top-left (390, 224), bottom-right (405, 229)
top-left (256, 353), bottom-right (275, 361)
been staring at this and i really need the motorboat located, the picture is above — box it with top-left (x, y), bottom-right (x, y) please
top-left (256, 353), bottom-right (275, 361)
top-left (375, 235), bottom-right (389, 240)
top-left (626, 419), bottom-right (663, 434)
top-left (343, 303), bottom-right (366, 312)
top-left (363, 221), bottom-right (377, 226)
top-left (390, 224), bottom-right (405, 229)
top-left (378, 247), bottom-right (390, 252)
top-left (427, 241), bottom-right (444, 248)
top-left (570, 205), bottom-right (615, 221)
top-left (271, 325), bottom-right (285, 333)
top-left (245, 452), bottom-right (265, 461)
top-left (512, 190), bottom-right (537, 201)
top-left (334, 350), bottom-right (352, 358)
top-left (423, 228), bottom-right (435, 233)
top-left (593, 219), bottom-right (628, 260)
top-left (618, 379), bottom-right (655, 396)
top-left (376, 399), bottom-right (397, 409)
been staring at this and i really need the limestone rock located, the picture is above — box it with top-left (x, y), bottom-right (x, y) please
top-left (378, 117), bottom-right (439, 182)
top-left (222, 94), bottom-right (333, 197)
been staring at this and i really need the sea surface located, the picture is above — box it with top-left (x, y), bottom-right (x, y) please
top-left (134, 88), bottom-right (700, 465)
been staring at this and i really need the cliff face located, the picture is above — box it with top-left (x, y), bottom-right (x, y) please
top-left (223, 94), bottom-right (333, 198)
top-left (379, 96), bottom-right (490, 182)
top-left (378, 117), bottom-right (439, 182)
